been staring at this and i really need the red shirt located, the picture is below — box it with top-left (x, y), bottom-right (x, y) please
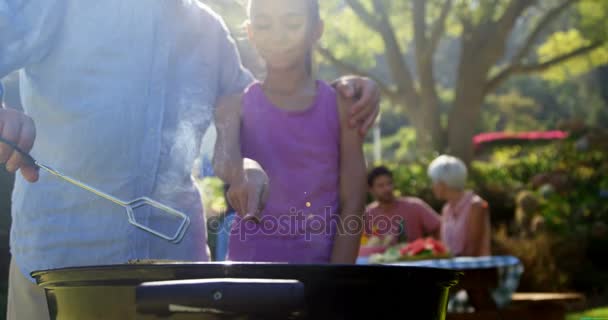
top-left (365, 197), bottom-right (441, 244)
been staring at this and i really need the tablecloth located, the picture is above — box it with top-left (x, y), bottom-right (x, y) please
top-left (358, 255), bottom-right (524, 312)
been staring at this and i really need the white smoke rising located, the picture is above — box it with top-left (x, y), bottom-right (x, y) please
top-left (154, 88), bottom-right (214, 199)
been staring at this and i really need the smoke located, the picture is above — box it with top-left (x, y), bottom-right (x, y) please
top-left (153, 88), bottom-right (214, 199)
top-left (136, 87), bottom-right (216, 237)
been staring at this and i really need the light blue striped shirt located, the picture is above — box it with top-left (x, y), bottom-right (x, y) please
top-left (1, 0), bottom-right (252, 279)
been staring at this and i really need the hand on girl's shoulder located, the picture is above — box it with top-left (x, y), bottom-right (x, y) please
top-left (336, 94), bottom-right (357, 122)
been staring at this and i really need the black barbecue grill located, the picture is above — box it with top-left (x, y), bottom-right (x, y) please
top-left (33, 262), bottom-right (461, 320)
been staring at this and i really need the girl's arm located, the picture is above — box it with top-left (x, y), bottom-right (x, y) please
top-left (213, 95), bottom-right (268, 217)
top-left (331, 95), bottom-right (368, 264)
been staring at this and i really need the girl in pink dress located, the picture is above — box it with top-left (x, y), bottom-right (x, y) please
top-left (213, 0), bottom-right (367, 264)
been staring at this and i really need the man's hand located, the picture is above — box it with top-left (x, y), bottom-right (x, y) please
top-left (333, 76), bottom-right (381, 137)
top-left (0, 108), bottom-right (38, 182)
top-left (226, 159), bottom-right (269, 221)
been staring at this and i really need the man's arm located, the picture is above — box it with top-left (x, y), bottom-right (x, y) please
top-left (0, 0), bottom-right (66, 78)
top-left (213, 95), bottom-right (244, 185)
top-left (417, 201), bottom-right (441, 239)
top-left (213, 11), bottom-right (255, 97)
top-left (331, 95), bottom-right (367, 264)
top-left (0, 0), bottom-right (65, 182)
top-left (212, 95), bottom-right (268, 218)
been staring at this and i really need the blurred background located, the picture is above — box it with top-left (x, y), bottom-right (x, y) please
top-left (2, 0), bottom-right (607, 318)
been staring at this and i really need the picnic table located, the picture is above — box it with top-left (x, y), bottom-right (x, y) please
top-left (357, 255), bottom-right (524, 317)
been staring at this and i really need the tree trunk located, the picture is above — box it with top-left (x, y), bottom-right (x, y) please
top-left (448, 55), bottom-right (490, 164)
top-left (448, 89), bottom-right (485, 164)
top-left (399, 89), bottom-right (443, 156)
top-left (413, 20), bottom-right (445, 154)
top-left (411, 95), bottom-right (444, 153)
top-left (447, 21), bottom-right (507, 164)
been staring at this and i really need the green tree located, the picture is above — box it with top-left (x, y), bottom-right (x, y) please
top-left (479, 89), bottom-right (544, 133)
top-left (318, 0), bottom-right (608, 163)
top-left (203, 0), bottom-right (247, 28)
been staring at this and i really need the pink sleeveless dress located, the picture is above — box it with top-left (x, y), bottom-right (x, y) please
top-left (226, 81), bottom-right (340, 263)
top-left (440, 191), bottom-right (491, 256)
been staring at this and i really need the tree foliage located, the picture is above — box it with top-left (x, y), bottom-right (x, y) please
top-left (202, 0), bottom-right (608, 163)
top-left (318, 0), bottom-right (608, 162)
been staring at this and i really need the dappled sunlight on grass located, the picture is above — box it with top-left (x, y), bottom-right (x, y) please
top-left (567, 306), bottom-right (608, 320)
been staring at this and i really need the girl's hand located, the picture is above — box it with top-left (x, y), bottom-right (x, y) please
top-left (226, 159), bottom-right (269, 221)
top-left (333, 76), bottom-right (381, 137)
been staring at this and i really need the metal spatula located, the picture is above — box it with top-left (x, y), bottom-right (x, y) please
top-left (0, 136), bottom-right (190, 244)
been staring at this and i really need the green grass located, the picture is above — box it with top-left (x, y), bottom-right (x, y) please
top-left (567, 307), bottom-right (608, 320)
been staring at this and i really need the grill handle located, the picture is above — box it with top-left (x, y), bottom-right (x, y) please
top-left (136, 278), bottom-right (306, 319)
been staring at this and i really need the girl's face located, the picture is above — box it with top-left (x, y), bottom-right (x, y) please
top-left (248, 0), bottom-right (322, 71)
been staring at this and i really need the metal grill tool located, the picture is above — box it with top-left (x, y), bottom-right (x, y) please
top-left (0, 136), bottom-right (190, 243)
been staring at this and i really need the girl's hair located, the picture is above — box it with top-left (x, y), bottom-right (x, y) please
top-left (427, 155), bottom-right (468, 190)
top-left (247, 0), bottom-right (320, 24)
top-left (248, 0), bottom-right (321, 74)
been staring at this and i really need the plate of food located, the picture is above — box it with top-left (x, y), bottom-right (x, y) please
top-left (369, 238), bottom-right (451, 263)
top-left (358, 234), bottom-right (397, 257)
